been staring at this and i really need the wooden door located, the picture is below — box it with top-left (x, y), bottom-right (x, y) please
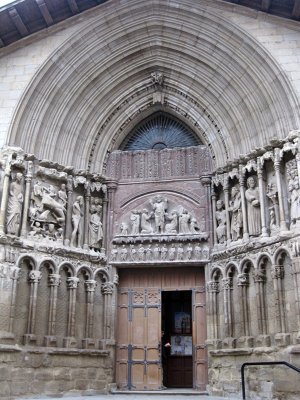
top-left (116, 286), bottom-right (162, 390)
top-left (192, 286), bottom-right (208, 390)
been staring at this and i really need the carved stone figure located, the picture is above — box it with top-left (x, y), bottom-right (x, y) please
top-left (28, 220), bottom-right (44, 238)
top-left (150, 195), bottom-right (168, 233)
top-left (186, 244), bottom-right (193, 260)
top-left (130, 210), bottom-right (140, 235)
top-left (153, 244), bottom-right (160, 260)
top-left (58, 183), bottom-right (67, 207)
top-left (179, 209), bottom-right (191, 234)
top-left (130, 245), bottom-right (137, 261)
top-left (145, 245), bottom-right (152, 261)
top-left (120, 245), bottom-right (128, 261)
top-left (111, 245), bottom-right (118, 262)
top-left (138, 244), bottom-right (145, 261)
top-left (245, 176), bottom-right (261, 236)
top-left (89, 201), bottom-right (103, 249)
top-left (169, 244), bottom-right (176, 261)
top-left (177, 243), bottom-right (184, 260)
top-left (190, 218), bottom-right (200, 234)
top-left (288, 179), bottom-right (300, 226)
top-left (161, 244), bottom-right (168, 260)
top-left (6, 173), bottom-right (23, 235)
top-left (120, 222), bottom-right (129, 235)
top-left (165, 211), bottom-right (178, 234)
top-left (215, 199), bottom-right (226, 244)
top-left (71, 196), bottom-right (84, 247)
top-left (194, 244), bottom-right (201, 259)
top-left (39, 185), bottom-right (65, 224)
top-left (229, 184), bottom-right (242, 241)
top-left (141, 209), bottom-right (153, 234)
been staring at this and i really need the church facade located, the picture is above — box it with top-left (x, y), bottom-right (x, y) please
top-left (1, 0), bottom-right (300, 398)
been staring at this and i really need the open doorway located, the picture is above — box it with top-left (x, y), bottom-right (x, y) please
top-left (161, 290), bottom-right (193, 388)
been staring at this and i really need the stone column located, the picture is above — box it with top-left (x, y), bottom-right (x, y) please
top-left (45, 273), bottom-right (61, 346)
top-left (274, 149), bottom-right (289, 233)
top-left (83, 184), bottom-right (91, 250)
top-left (222, 277), bottom-right (233, 338)
top-left (239, 169), bottom-right (249, 240)
top-left (207, 280), bottom-right (220, 339)
top-left (20, 161), bottom-right (33, 238)
top-left (296, 153), bottom-right (300, 187)
top-left (254, 269), bottom-right (267, 335)
top-left (200, 176), bottom-right (212, 241)
top-left (84, 279), bottom-right (97, 339)
top-left (224, 181), bottom-right (231, 245)
top-left (291, 252), bottom-right (300, 339)
top-left (237, 273), bottom-right (250, 336)
top-left (106, 181), bottom-right (118, 251)
top-left (211, 188), bottom-right (217, 245)
top-left (257, 158), bottom-right (268, 237)
top-left (102, 197), bottom-right (108, 248)
top-left (64, 175), bottom-right (73, 246)
top-left (271, 265), bottom-right (286, 333)
top-left (0, 156), bottom-right (11, 235)
top-left (64, 276), bottom-right (79, 346)
top-left (102, 281), bottom-right (114, 340)
top-left (24, 270), bottom-right (42, 344)
top-left (9, 267), bottom-right (20, 333)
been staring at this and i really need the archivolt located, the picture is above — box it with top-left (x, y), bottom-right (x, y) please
top-left (8, 0), bottom-right (300, 172)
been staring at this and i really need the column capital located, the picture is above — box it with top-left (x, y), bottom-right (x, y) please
top-left (101, 281), bottom-right (114, 295)
top-left (85, 279), bottom-right (97, 292)
top-left (237, 273), bottom-right (249, 286)
top-left (67, 276), bottom-right (80, 289)
top-left (48, 274), bottom-right (61, 287)
top-left (206, 280), bottom-right (220, 293)
top-left (271, 265), bottom-right (284, 280)
top-left (222, 277), bottom-right (233, 290)
top-left (28, 270), bottom-right (42, 283)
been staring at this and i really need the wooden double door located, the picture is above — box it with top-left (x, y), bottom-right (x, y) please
top-left (116, 267), bottom-right (207, 391)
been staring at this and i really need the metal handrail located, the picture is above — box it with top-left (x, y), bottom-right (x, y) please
top-left (241, 361), bottom-right (300, 400)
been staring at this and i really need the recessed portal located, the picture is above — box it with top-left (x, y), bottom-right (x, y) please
top-left (162, 290), bottom-right (193, 388)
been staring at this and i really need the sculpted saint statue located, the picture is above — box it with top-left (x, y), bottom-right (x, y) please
top-left (89, 200), bottom-right (103, 249)
top-left (245, 176), bottom-right (261, 236)
top-left (229, 185), bottom-right (243, 241)
top-left (215, 199), bottom-right (226, 243)
top-left (71, 196), bottom-right (84, 247)
top-left (150, 195), bottom-right (168, 233)
top-left (6, 173), bottom-right (23, 235)
top-left (288, 178), bottom-right (300, 226)
top-left (130, 210), bottom-right (140, 235)
top-left (141, 209), bottom-right (153, 234)
top-left (165, 211), bottom-right (178, 234)
top-left (179, 209), bottom-right (191, 234)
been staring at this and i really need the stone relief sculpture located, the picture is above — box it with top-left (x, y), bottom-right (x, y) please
top-left (141, 209), bottom-right (153, 234)
top-left (150, 195), bottom-right (168, 233)
top-left (288, 177), bottom-right (300, 226)
top-left (89, 198), bottom-right (103, 249)
top-left (266, 182), bottom-right (279, 234)
top-left (178, 209), bottom-right (191, 234)
top-left (71, 196), bottom-right (84, 248)
top-left (130, 211), bottom-right (140, 235)
top-left (118, 195), bottom-right (203, 237)
top-left (6, 172), bottom-right (23, 235)
top-left (245, 176), bottom-right (261, 236)
top-left (165, 211), bottom-right (178, 234)
top-left (215, 199), bottom-right (226, 244)
top-left (229, 184), bottom-right (242, 241)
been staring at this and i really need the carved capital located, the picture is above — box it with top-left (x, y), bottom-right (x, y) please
top-left (28, 270), bottom-right (42, 283)
top-left (222, 277), bottom-right (233, 290)
top-left (67, 277), bottom-right (80, 289)
top-left (237, 273), bottom-right (249, 286)
top-left (253, 269), bottom-right (266, 283)
top-left (200, 175), bottom-right (211, 187)
top-left (48, 274), bottom-right (61, 287)
top-left (271, 265), bottom-right (284, 280)
top-left (85, 279), bottom-right (97, 292)
top-left (101, 281), bottom-right (114, 295)
top-left (206, 281), bottom-right (220, 293)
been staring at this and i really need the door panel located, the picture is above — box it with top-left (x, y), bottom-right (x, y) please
top-left (116, 268), bottom-right (207, 391)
